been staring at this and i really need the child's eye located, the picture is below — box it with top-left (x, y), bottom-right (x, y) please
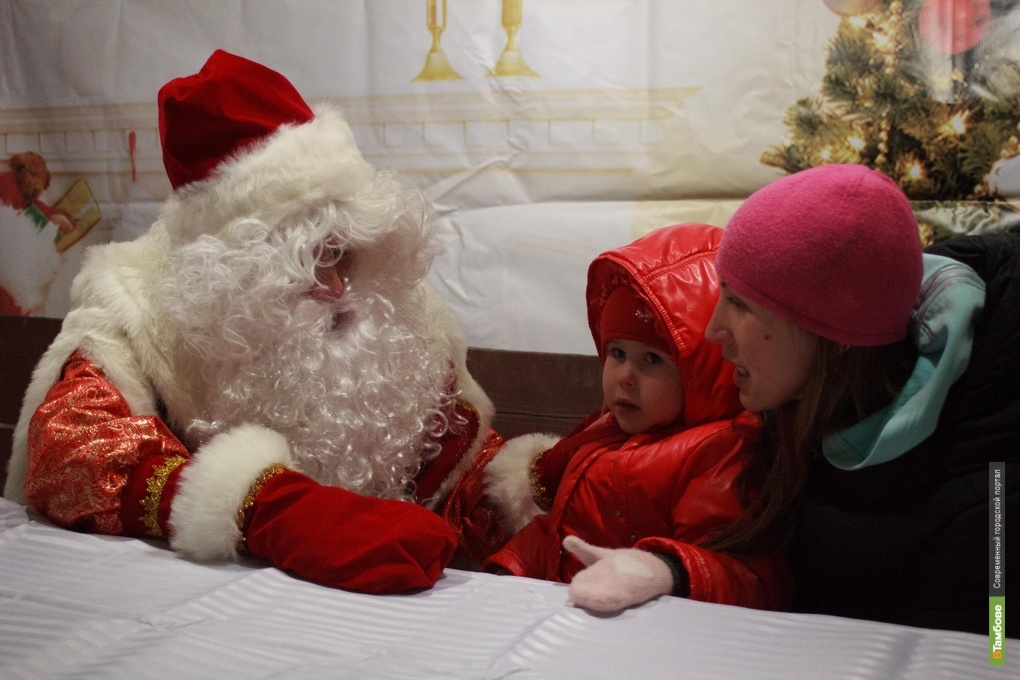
top-left (644, 352), bottom-right (664, 365)
top-left (608, 346), bottom-right (626, 359)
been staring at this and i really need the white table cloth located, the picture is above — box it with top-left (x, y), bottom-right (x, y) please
top-left (0, 498), bottom-right (1005, 679)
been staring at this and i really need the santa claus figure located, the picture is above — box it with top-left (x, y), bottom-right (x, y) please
top-left (3, 50), bottom-right (498, 593)
top-left (0, 151), bottom-right (76, 316)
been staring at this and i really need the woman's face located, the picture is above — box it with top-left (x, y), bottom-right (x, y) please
top-left (705, 283), bottom-right (820, 412)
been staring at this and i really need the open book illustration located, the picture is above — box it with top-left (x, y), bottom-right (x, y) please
top-left (54, 178), bottom-right (101, 253)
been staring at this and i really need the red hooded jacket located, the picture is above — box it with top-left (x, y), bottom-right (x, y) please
top-left (480, 223), bottom-right (790, 609)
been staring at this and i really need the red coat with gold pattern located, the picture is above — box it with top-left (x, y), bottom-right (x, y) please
top-left (24, 350), bottom-right (497, 540)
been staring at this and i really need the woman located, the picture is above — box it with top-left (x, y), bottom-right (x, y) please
top-left (704, 163), bottom-right (1018, 634)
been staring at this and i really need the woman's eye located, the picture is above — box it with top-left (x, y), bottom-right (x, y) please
top-left (725, 294), bottom-right (745, 310)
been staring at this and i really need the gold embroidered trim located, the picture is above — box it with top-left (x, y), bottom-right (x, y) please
top-left (235, 463), bottom-right (288, 554)
top-left (141, 455), bottom-right (188, 539)
top-left (529, 451), bottom-right (548, 508)
top-left (458, 398), bottom-right (479, 422)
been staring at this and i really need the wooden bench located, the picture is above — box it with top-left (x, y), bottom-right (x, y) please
top-left (0, 315), bottom-right (603, 493)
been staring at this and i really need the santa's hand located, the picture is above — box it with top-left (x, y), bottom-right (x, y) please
top-left (563, 535), bottom-right (675, 613)
top-left (122, 427), bottom-right (456, 594)
top-left (242, 469), bottom-right (457, 594)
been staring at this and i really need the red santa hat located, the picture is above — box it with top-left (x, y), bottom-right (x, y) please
top-left (156, 50), bottom-right (375, 245)
top-left (159, 49), bottom-right (315, 191)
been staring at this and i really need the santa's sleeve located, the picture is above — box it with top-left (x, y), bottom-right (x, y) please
top-left (437, 429), bottom-right (512, 566)
top-left (24, 351), bottom-right (455, 592)
top-left (24, 350), bottom-right (192, 536)
top-left (483, 433), bottom-right (561, 528)
top-left (23, 349), bottom-right (290, 552)
top-left (439, 428), bottom-right (569, 566)
top-left (482, 409), bottom-right (604, 532)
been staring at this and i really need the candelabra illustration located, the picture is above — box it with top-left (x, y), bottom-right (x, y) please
top-left (491, 0), bottom-right (538, 77)
top-left (413, 0), bottom-right (463, 81)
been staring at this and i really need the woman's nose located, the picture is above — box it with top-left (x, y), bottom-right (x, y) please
top-left (705, 299), bottom-right (727, 344)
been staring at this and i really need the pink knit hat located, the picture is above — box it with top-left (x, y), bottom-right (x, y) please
top-left (715, 164), bottom-right (923, 346)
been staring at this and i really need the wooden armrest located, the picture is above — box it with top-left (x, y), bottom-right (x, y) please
top-left (466, 347), bottom-right (602, 440)
top-left (0, 316), bottom-right (63, 492)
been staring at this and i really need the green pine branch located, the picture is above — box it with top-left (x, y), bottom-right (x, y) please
top-left (762, 0), bottom-right (1020, 209)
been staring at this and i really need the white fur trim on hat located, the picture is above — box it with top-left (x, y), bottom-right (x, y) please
top-left (168, 423), bottom-right (293, 560)
top-left (484, 432), bottom-right (561, 533)
top-left (160, 104), bottom-right (375, 247)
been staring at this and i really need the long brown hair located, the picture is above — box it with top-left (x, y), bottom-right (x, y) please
top-left (704, 335), bottom-right (918, 556)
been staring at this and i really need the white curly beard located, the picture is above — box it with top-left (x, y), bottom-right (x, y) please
top-left (188, 291), bottom-right (452, 500)
top-left (155, 195), bottom-right (457, 500)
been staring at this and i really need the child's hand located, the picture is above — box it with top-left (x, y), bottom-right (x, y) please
top-left (563, 535), bottom-right (674, 613)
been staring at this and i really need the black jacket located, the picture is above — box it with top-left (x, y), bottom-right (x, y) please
top-left (789, 233), bottom-right (1020, 634)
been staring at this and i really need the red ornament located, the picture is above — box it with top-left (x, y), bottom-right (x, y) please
top-left (823, 0), bottom-right (882, 16)
top-left (919, 0), bottom-right (992, 55)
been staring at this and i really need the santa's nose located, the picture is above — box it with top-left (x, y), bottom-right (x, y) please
top-left (310, 256), bottom-right (350, 301)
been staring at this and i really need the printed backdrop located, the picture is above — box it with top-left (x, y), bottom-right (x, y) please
top-left (2, 0), bottom-right (1018, 353)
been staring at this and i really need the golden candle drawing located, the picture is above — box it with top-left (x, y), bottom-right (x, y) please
top-left (491, 0), bottom-right (538, 77)
top-left (413, 0), bottom-right (463, 81)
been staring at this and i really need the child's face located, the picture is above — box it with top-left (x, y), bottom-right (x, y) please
top-left (602, 338), bottom-right (684, 434)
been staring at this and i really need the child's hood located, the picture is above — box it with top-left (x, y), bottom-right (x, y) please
top-left (586, 223), bottom-right (743, 427)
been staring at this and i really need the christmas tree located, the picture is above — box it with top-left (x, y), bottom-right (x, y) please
top-left (762, 0), bottom-right (1020, 241)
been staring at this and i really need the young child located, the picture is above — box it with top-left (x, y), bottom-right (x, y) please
top-left (473, 223), bottom-right (791, 613)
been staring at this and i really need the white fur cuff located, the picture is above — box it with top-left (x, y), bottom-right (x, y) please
top-left (484, 432), bottom-right (561, 533)
top-left (169, 424), bottom-right (293, 560)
